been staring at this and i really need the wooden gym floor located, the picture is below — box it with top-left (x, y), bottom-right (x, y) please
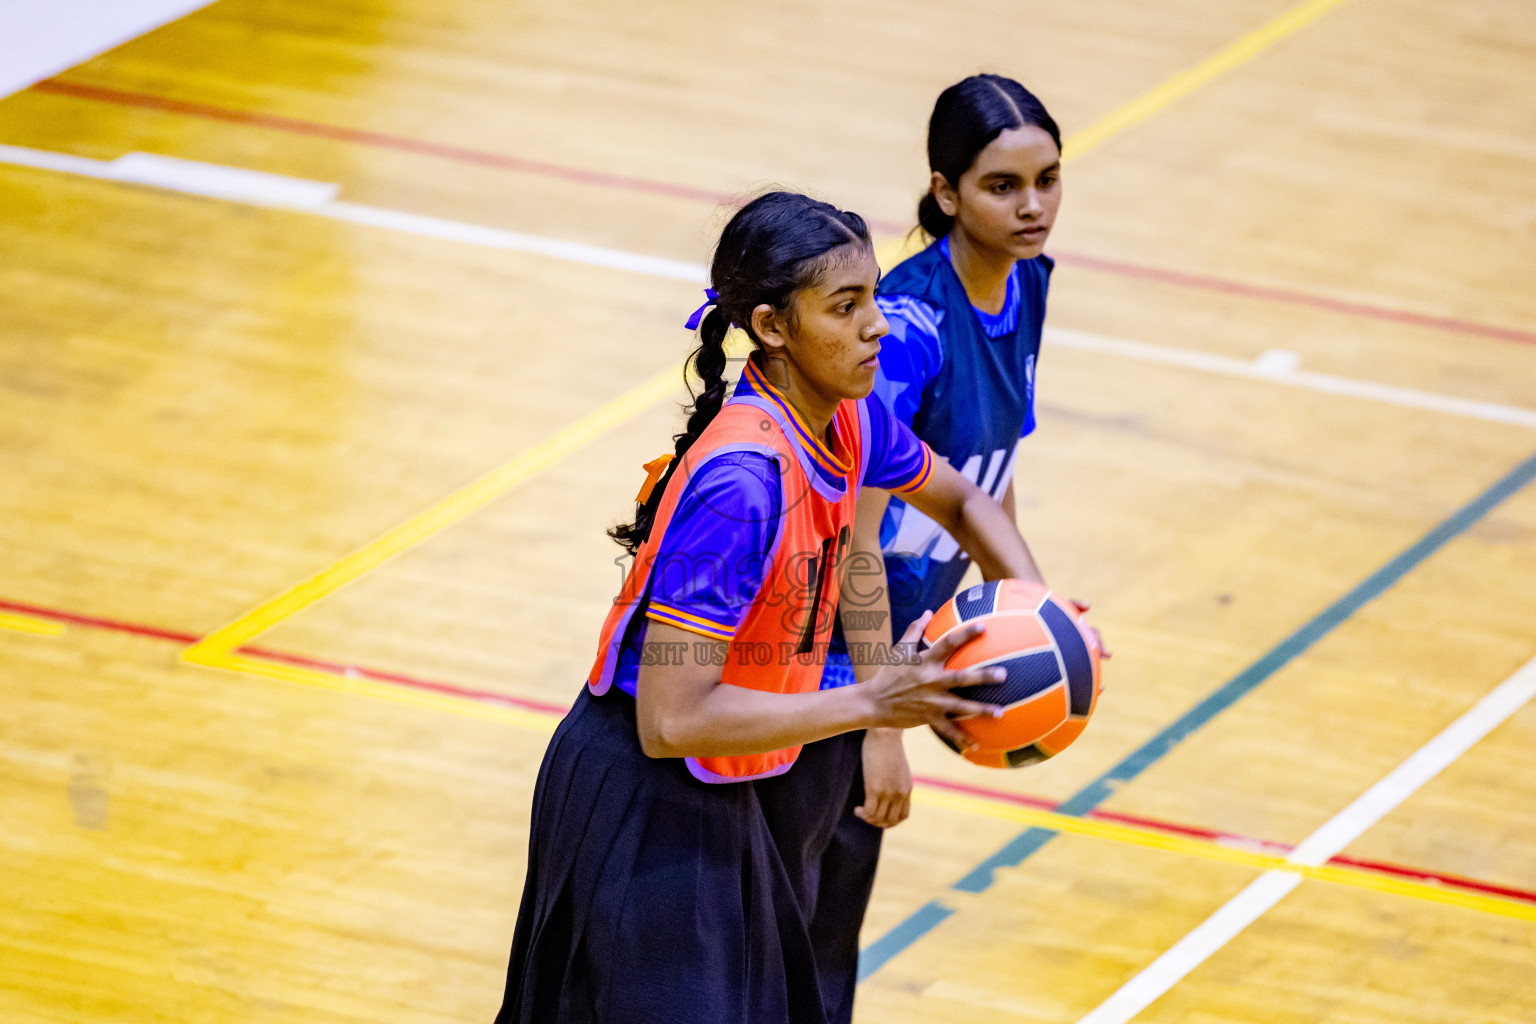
top-left (2, 0), bottom-right (1534, 1021)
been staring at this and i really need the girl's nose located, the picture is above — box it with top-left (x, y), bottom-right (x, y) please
top-left (867, 310), bottom-right (890, 340)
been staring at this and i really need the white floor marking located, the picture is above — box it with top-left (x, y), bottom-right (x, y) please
top-left (319, 201), bottom-right (706, 281)
top-left (1253, 347), bottom-right (1301, 374)
top-left (1075, 657), bottom-right (1536, 1024)
top-left (111, 152), bottom-right (340, 207)
top-left (4, 142), bottom-right (1534, 428)
top-left (1045, 327), bottom-right (1536, 429)
top-left (0, 145), bottom-right (705, 282)
top-left (0, 0), bottom-right (214, 100)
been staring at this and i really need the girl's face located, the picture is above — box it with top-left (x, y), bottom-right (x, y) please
top-left (935, 124), bottom-right (1062, 261)
top-left (753, 243), bottom-right (889, 404)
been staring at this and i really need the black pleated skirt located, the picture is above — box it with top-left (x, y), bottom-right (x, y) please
top-left (755, 731), bottom-right (883, 1024)
top-left (494, 688), bottom-right (829, 1024)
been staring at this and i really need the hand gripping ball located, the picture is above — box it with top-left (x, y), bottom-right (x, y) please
top-left (924, 579), bottom-right (1103, 768)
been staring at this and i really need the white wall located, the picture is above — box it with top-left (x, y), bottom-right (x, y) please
top-left (0, 0), bottom-right (215, 99)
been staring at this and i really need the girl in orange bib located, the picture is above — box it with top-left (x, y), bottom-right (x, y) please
top-left (494, 191), bottom-right (1044, 1024)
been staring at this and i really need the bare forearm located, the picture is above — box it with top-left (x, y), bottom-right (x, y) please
top-left (906, 460), bottom-right (1043, 586)
top-left (843, 594), bottom-right (894, 687)
top-left (843, 567), bottom-right (902, 743)
top-left (637, 622), bottom-right (882, 758)
top-left (640, 679), bottom-right (875, 759)
top-left (842, 488), bottom-right (895, 686)
top-left (949, 487), bottom-right (1043, 583)
top-left (636, 615), bottom-right (1009, 761)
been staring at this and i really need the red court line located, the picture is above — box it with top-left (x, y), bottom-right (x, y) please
top-left (240, 644), bottom-right (571, 716)
top-left (1050, 252), bottom-right (1536, 348)
top-left (0, 597), bottom-right (199, 644)
top-left (907, 773), bottom-right (1059, 812)
top-left (913, 773), bottom-right (1536, 904)
top-left (30, 78), bottom-right (1536, 349)
top-left (8, 592), bottom-right (1535, 909)
top-left (910, 774), bottom-right (1295, 853)
top-left (1327, 854), bottom-right (1536, 905)
top-left (0, 596), bottom-right (567, 716)
top-left (1091, 806), bottom-right (1291, 851)
top-left (30, 79), bottom-right (733, 206)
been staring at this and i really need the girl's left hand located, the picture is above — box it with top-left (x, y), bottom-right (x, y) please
top-left (854, 728), bottom-right (912, 829)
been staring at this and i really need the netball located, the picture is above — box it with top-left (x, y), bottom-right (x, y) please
top-left (924, 579), bottom-right (1102, 767)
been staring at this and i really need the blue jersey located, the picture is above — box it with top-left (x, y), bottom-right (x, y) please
top-left (822, 237), bottom-right (1052, 688)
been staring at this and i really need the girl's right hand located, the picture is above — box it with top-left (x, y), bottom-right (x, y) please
top-left (862, 612), bottom-right (1005, 751)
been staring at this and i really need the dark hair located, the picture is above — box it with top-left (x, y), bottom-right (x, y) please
top-left (917, 74), bottom-right (1062, 239)
top-left (610, 191), bottom-right (871, 554)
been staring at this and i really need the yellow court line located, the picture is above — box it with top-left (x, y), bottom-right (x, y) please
top-left (0, 610), bottom-right (66, 637)
top-left (1062, 0), bottom-right (1354, 161)
top-left (911, 788), bottom-right (1536, 923)
top-left (178, 645), bottom-right (1536, 924)
top-left (181, 362), bottom-right (684, 662)
top-left (878, 0), bottom-right (1352, 269)
top-left (177, 644), bottom-right (1536, 925)
top-left (914, 788), bottom-right (1284, 872)
top-left (190, 0), bottom-right (1356, 663)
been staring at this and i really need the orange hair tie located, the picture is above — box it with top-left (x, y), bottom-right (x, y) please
top-left (635, 454), bottom-right (674, 504)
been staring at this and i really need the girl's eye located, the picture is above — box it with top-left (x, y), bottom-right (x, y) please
top-left (839, 302), bottom-right (856, 315)
top-left (991, 182), bottom-right (1013, 194)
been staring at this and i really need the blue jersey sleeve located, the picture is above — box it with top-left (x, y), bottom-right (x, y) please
top-left (872, 294), bottom-right (945, 427)
top-left (860, 393), bottom-right (935, 496)
top-left (644, 451), bottom-right (781, 642)
top-left (1018, 254), bottom-right (1053, 438)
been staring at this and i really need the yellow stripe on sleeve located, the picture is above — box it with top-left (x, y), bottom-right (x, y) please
top-left (646, 603), bottom-right (736, 642)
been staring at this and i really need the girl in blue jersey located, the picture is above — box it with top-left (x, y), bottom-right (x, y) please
top-left (494, 191), bottom-right (1049, 1024)
top-left (755, 75), bottom-right (1090, 1023)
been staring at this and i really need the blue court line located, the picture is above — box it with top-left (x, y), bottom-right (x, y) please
top-left (858, 900), bottom-right (954, 980)
top-left (858, 447), bottom-right (1536, 981)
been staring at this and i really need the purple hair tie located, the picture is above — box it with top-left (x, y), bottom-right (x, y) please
top-left (684, 287), bottom-right (719, 331)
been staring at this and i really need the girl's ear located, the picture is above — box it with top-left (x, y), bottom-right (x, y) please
top-left (930, 171), bottom-right (959, 218)
top-left (750, 303), bottom-right (790, 355)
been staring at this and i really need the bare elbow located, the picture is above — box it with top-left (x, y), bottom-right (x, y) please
top-left (638, 727), bottom-right (671, 759)
top-left (957, 475), bottom-right (989, 512)
top-left (636, 710), bottom-right (683, 759)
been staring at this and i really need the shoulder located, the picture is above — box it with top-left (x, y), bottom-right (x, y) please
top-left (851, 392), bottom-right (885, 433)
top-left (877, 247), bottom-right (949, 352)
top-left (680, 449), bottom-right (782, 510)
top-left (879, 238), bottom-right (949, 297)
top-left (876, 293), bottom-right (945, 339)
top-left (853, 389), bottom-right (907, 452)
top-left (856, 393), bottom-right (933, 493)
top-left (1020, 253), bottom-right (1054, 287)
top-left (1010, 254), bottom-right (1053, 324)
top-left (655, 449), bottom-right (782, 560)
top-left (875, 288), bottom-right (945, 387)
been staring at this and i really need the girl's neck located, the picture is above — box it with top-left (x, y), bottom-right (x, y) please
top-left (758, 354), bottom-right (838, 440)
top-left (945, 229), bottom-right (1014, 316)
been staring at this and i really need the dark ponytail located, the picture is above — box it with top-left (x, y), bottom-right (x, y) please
top-left (918, 74), bottom-right (1062, 239)
top-left (610, 191), bottom-right (870, 554)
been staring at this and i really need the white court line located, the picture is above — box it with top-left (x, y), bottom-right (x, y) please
top-left (3, 143), bottom-right (1534, 429)
top-left (0, 145), bottom-right (705, 283)
top-left (1076, 657), bottom-right (1536, 1024)
top-left (1044, 328), bottom-right (1536, 430)
top-left (320, 201), bottom-right (706, 282)
top-left (0, 0), bottom-right (214, 100)
top-left (111, 151), bottom-right (340, 207)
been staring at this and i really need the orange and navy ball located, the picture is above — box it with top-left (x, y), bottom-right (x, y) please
top-left (923, 579), bottom-right (1103, 769)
